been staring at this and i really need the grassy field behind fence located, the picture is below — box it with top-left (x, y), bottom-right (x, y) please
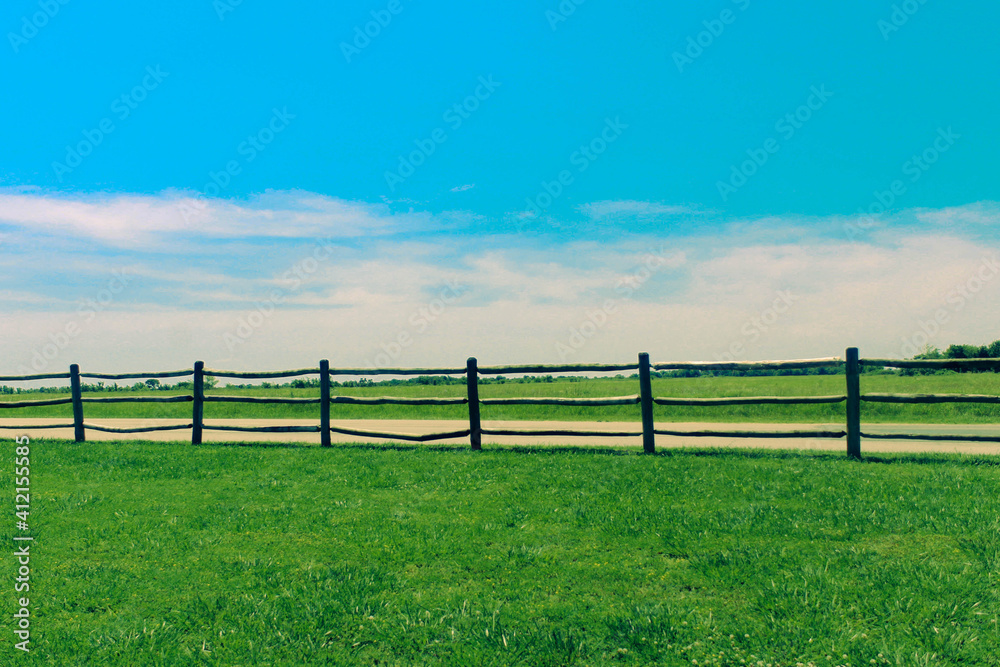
top-left (3, 374), bottom-right (1000, 423)
top-left (2, 439), bottom-right (998, 665)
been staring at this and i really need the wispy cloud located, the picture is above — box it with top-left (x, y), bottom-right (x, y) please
top-left (0, 188), bottom-right (434, 248)
top-left (915, 202), bottom-right (999, 227)
top-left (579, 200), bottom-right (697, 218)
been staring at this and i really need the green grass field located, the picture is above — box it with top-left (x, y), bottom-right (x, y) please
top-left (3, 373), bottom-right (1000, 423)
top-left (3, 439), bottom-right (998, 665)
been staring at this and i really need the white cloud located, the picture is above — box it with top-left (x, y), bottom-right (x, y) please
top-left (579, 200), bottom-right (696, 218)
top-left (915, 201), bottom-right (1000, 227)
top-left (0, 188), bottom-right (431, 248)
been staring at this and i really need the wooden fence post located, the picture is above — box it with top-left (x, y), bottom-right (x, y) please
top-left (192, 361), bottom-right (205, 445)
top-left (466, 357), bottom-right (481, 450)
top-left (846, 347), bottom-right (861, 459)
top-left (638, 352), bottom-right (655, 453)
top-left (320, 359), bottom-right (331, 447)
top-left (70, 364), bottom-right (85, 443)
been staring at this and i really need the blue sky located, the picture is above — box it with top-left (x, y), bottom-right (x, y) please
top-left (1, 1), bottom-right (999, 374)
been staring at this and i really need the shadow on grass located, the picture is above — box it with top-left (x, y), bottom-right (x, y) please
top-left (327, 442), bottom-right (1000, 468)
top-left (664, 446), bottom-right (1000, 467)
top-left (6, 436), bottom-right (1000, 467)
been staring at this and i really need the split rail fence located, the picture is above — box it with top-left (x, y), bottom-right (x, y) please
top-left (2, 348), bottom-right (999, 457)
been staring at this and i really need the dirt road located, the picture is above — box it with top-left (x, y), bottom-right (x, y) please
top-left (2, 419), bottom-right (999, 454)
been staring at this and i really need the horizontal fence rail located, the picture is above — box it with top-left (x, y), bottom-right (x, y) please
top-left (860, 431), bottom-right (1000, 443)
top-left (328, 367), bottom-right (468, 376)
top-left (0, 349), bottom-right (998, 456)
top-left (206, 424), bottom-right (320, 434)
top-left (480, 428), bottom-right (643, 438)
top-left (0, 398), bottom-right (74, 408)
top-left (0, 372), bottom-right (72, 382)
top-left (654, 428), bottom-right (848, 439)
top-left (205, 368), bottom-right (320, 379)
top-left (330, 396), bottom-right (468, 406)
top-left (0, 422), bottom-right (75, 430)
top-left (653, 395), bottom-right (846, 406)
top-left (480, 395), bottom-right (640, 406)
top-left (328, 425), bottom-right (472, 442)
top-left (862, 393), bottom-right (1000, 404)
top-left (477, 363), bottom-right (640, 375)
top-left (84, 422), bottom-right (195, 434)
top-left (206, 396), bottom-right (321, 405)
top-left (80, 370), bottom-right (193, 380)
top-left (653, 357), bottom-right (844, 372)
top-left (861, 358), bottom-right (1000, 371)
top-left (82, 396), bottom-right (193, 404)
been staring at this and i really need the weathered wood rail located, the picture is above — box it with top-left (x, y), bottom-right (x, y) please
top-left (2, 348), bottom-right (999, 457)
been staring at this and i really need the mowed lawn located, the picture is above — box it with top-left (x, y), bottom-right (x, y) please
top-left (3, 438), bottom-right (999, 665)
top-left (3, 373), bottom-right (1000, 423)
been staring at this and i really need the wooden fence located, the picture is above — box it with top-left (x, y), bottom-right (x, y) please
top-left (2, 348), bottom-right (999, 457)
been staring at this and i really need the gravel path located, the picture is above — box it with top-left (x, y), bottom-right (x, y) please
top-left (2, 419), bottom-right (999, 454)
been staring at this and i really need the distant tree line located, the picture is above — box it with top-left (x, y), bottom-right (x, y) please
top-left (901, 339), bottom-right (1000, 374)
top-left (914, 340), bottom-right (1000, 360)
